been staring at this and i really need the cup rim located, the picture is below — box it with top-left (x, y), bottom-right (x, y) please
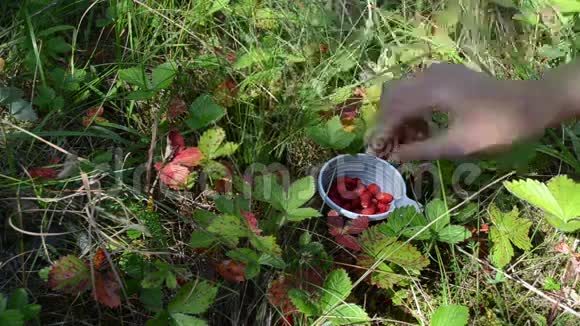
top-left (317, 153), bottom-right (407, 220)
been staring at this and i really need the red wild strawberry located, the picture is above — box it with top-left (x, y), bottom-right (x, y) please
top-left (376, 192), bottom-right (394, 203)
top-left (360, 198), bottom-right (371, 208)
top-left (377, 202), bottom-right (390, 213)
top-left (354, 184), bottom-right (366, 196)
top-left (367, 183), bottom-right (380, 195)
top-left (343, 202), bottom-right (353, 211)
top-left (351, 197), bottom-right (361, 209)
top-left (361, 207), bottom-right (376, 215)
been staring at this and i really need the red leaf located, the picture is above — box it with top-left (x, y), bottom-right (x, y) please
top-left (48, 255), bottom-right (91, 294)
top-left (93, 248), bottom-right (109, 271)
top-left (157, 163), bottom-right (190, 190)
top-left (93, 271), bottom-right (121, 308)
top-left (82, 106), bottom-right (106, 127)
top-left (555, 241), bottom-right (571, 254)
top-left (168, 129), bottom-right (186, 152)
top-left (480, 224), bottom-right (489, 234)
top-left (168, 97), bottom-right (187, 120)
top-left (267, 276), bottom-right (295, 316)
top-left (29, 168), bottom-right (59, 179)
top-left (226, 52), bottom-right (236, 63)
top-left (327, 211), bottom-right (344, 233)
top-left (335, 234), bottom-right (361, 252)
top-left (242, 210), bottom-right (262, 235)
top-left (345, 216), bottom-right (369, 235)
top-left (216, 260), bottom-right (246, 283)
top-left (171, 147), bottom-right (203, 167)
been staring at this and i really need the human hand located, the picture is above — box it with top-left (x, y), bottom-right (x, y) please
top-left (368, 63), bottom-right (566, 161)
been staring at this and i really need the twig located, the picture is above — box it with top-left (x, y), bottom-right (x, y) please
top-left (145, 113), bottom-right (159, 194)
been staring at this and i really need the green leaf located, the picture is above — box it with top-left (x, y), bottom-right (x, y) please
top-left (425, 199), bottom-right (450, 232)
top-left (202, 160), bottom-right (229, 179)
top-left (168, 280), bottom-right (218, 315)
top-left (504, 176), bottom-right (580, 232)
top-left (454, 202), bottom-right (478, 224)
top-left (544, 277), bottom-right (561, 291)
top-left (119, 66), bottom-right (149, 88)
top-left (327, 303), bottom-right (369, 325)
top-left (233, 48), bottom-right (274, 69)
top-left (212, 142), bottom-right (239, 158)
top-left (46, 36), bottom-right (71, 54)
top-left (140, 287), bottom-right (163, 312)
top-left (142, 271), bottom-right (167, 289)
top-left (431, 304), bottom-right (469, 326)
top-left (358, 226), bottom-right (429, 289)
top-left (146, 310), bottom-right (172, 326)
top-left (208, 0), bottom-right (230, 15)
top-left (258, 253), bottom-right (286, 269)
top-left (437, 225), bottom-right (471, 244)
top-left (199, 128), bottom-right (225, 159)
top-left (192, 210), bottom-right (218, 228)
top-left (287, 176), bottom-right (316, 210)
top-left (171, 314), bottom-right (208, 326)
top-left (189, 231), bottom-right (217, 249)
top-left (186, 95), bottom-right (226, 130)
top-left (306, 117), bottom-right (356, 150)
top-left (207, 215), bottom-right (249, 247)
top-left (0, 309), bottom-right (24, 326)
top-left (378, 206), bottom-right (430, 240)
top-left (9, 99), bottom-right (37, 121)
top-left (127, 90), bottom-right (156, 100)
top-left (286, 207), bottom-right (321, 221)
top-left (0, 87), bottom-right (24, 104)
top-left (319, 269), bottom-right (352, 312)
top-left (252, 174), bottom-right (285, 211)
top-left (226, 248), bottom-right (259, 264)
top-left (152, 62), bottom-right (177, 90)
top-left (250, 235), bottom-right (282, 256)
top-left (7, 289), bottom-right (27, 309)
top-left (488, 205), bottom-right (532, 269)
top-left (34, 85), bottom-right (56, 109)
top-left (20, 304), bottom-right (40, 320)
top-left (166, 272), bottom-right (178, 289)
top-left (48, 255), bottom-right (91, 294)
top-left (288, 289), bottom-right (319, 316)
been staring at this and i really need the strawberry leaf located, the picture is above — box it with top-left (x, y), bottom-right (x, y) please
top-left (287, 176), bottom-right (316, 210)
top-left (326, 303), bottom-right (369, 325)
top-left (186, 94), bottom-right (226, 130)
top-left (171, 313), bottom-right (208, 326)
top-left (335, 235), bottom-right (361, 252)
top-left (93, 271), bottom-right (121, 308)
top-left (215, 260), bottom-right (246, 283)
top-left (431, 304), bottom-right (469, 326)
top-left (288, 289), bottom-right (319, 316)
top-left (198, 128), bottom-right (238, 160)
top-left (436, 225), bottom-right (471, 244)
top-left (306, 116), bottom-right (356, 150)
top-left (250, 235), bottom-right (282, 256)
top-left (226, 248), bottom-right (260, 279)
top-left (358, 226), bottom-right (428, 289)
top-left (48, 255), bottom-right (91, 294)
top-left (189, 231), bottom-right (216, 249)
top-left (345, 216), bottom-right (369, 235)
top-left (488, 204), bottom-right (532, 269)
top-left (151, 62), bottom-right (176, 90)
top-left (168, 279), bottom-right (218, 314)
top-left (207, 215), bottom-right (249, 247)
top-left (504, 176), bottom-right (580, 232)
top-left (378, 206), bottom-right (429, 239)
top-left (118, 66), bottom-right (148, 89)
top-left (172, 147), bottom-right (203, 167)
top-left (319, 269), bottom-right (352, 313)
top-left (425, 199), bottom-right (450, 232)
top-left (156, 163), bottom-right (190, 190)
top-left (286, 207), bottom-right (320, 221)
